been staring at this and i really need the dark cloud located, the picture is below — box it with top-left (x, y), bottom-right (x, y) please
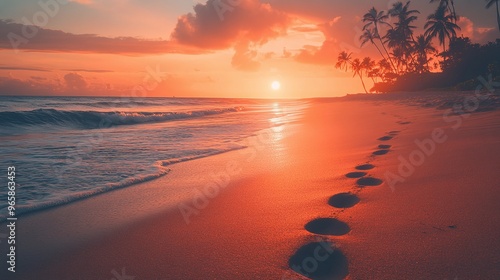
top-left (0, 66), bottom-right (50, 72)
top-left (0, 19), bottom-right (204, 55)
top-left (0, 76), bottom-right (55, 96)
top-left (62, 69), bottom-right (114, 73)
top-left (0, 75), bottom-right (126, 96)
top-left (171, 0), bottom-right (290, 71)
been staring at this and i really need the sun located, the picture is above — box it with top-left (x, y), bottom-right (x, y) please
top-left (271, 81), bottom-right (281, 91)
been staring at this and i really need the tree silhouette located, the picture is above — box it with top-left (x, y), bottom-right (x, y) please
top-left (385, 1), bottom-right (420, 73)
top-left (424, 4), bottom-right (461, 64)
top-left (430, 0), bottom-right (458, 22)
top-left (351, 58), bottom-right (368, 93)
top-left (486, 0), bottom-right (500, 31)
top-left (347, 1), bottom-right (498, 92)
top-left (413, 35), bottom-right (436, 73)
top-left (362, 7), bottom-right (397, 73)
top-left (362, 57), bottom-right (376, 85)
top-left (335, 51), bottom-right (352, 72)
top-left (389, 1), bottom-right (420, 40)
top-left (360, 28), bottom-right (389, 63)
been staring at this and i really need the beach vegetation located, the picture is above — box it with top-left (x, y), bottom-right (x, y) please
top-left (339, 1), bottom-right (500, 93)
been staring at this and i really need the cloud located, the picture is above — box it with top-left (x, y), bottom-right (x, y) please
top-left (231, 41), bottom-right (261, 71)
top-left (0, 66), bottom-right (50, 72)
top-left (457, 16), bottom-right (500, 44)
top-left (0, 72), bottom-right (191, 97)
top-left (0, 75), bottom-right (99, 96)
top-left (0, 20), bottom-right (204, 55)
top-left (64, 73), bottom-right (87, 90)
top-left (264, 0), bottom-right (359, 22)
top-left (0, 76), bottom-right (56, 96)
top-left (290, 25), bottom-right (320, 33)
top-left (171, 0), bottom-right (290, 70)
top-left (294, 17), bottom-right (367, 65)
top-left (62, 69), bottom-right (114, 73)
top-left (457, 17), bottom-right (474, 39)
top-left (30, 76), bottom-right (47, 81)
top-left (171, 0), bottom-right (289, 48)
top-left (475, 28), bottom-right (498, 44)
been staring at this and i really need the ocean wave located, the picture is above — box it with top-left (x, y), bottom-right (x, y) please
top-left (0, 163), bottom-right (170, 221)
top-left (0, 145), bottom-right (246, 221)
top-left (0, 107), bottom-right (244, 129)
top-left (44, 101), bottom-right (151, 107)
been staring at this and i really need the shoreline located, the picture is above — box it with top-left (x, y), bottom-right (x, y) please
top-left (2, 95), bottom-right (500, 279)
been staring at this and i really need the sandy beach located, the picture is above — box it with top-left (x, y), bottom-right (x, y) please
top-left (1, 0), bottom-right (499, 278)
top-left (1, 92), bottom-right (499, 280)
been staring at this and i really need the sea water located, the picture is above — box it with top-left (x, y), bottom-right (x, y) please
top-left (0, 96), bottom-right (308, 220)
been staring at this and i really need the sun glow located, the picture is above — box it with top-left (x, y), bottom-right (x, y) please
top-left (271, 81), bottom-right (281, 91)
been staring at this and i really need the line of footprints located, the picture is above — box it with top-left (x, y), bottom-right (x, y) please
top-left (287, 130), bottom-right (401, 280)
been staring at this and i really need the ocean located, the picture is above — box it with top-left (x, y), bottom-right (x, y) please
top-left (0, 96), bottom-right (308, 220)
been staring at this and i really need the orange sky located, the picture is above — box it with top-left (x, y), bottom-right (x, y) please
top-left (0, 0), bottom-right (498, 98)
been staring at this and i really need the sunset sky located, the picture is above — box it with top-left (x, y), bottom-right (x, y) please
top-left (0, 0), bottom-right (498, 98)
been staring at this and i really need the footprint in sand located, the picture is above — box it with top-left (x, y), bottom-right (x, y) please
top-left (378, 144), bottom-right (392, 149)
top-left (288, 241), bottom-right (349, 280)
top-left (357, 177), bottom-right (383, 187)
top-left (355, 163), bottom-right (375, 170)
top-left (305, 218), bottom-right (350, 236)
top-left (397, 121), bottom-right (411, 125)
top-left (377, 135), bottom-right (393, 141)
top-left (345, 171), bottom-right (367, 178)
top-left (388, 131), bottom-right (400, 135)
top-left (328, 193), bottom-right (360, 208)
top-left (372, 149), bottom-right (390, 156)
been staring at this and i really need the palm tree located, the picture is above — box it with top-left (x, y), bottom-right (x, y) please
top-left (385, 28), bottom-right (414, 73)
top-left (430, 0), bottom-right (458, 22)
top-left (360, 28), bottom-right (389, 63)
top-left (362, 7), bottom-right (397, 73)
top-left (368, 68), bottom-right (380, 83)
top-left (362, 57), bottom-right (376, 88)
top-left (377, 59), bottom-right (393, 82)
top-left (424, 4), bottom-right (461, 63)
top-left (351, 58), bottom-right (368, 93)
top-left (413, 34), bottom-right (436, 72)
top-left (386, 1), bottom-right (420, 73)
top-left (389, 1), bottom-right (420, 41)
top-left (335, 51), bottom-right (352, 72)
top-left (362, 57), bottom-right (376, 73)
top-left (486, 0), bottom-right (500, 31)
top-left (390, 47), bottom-right (406, 74)
top-left (362, 7), bottom-right (392, 37)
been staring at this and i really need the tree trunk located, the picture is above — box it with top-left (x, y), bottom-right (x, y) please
top-left (379, 38), bottom-right (398, 75)
top-left (450, 0), bottom-right (457, 22)
top-left (496, 1), bottom-right (500, 31)
top-left (372, 41), bottom-right (387, 62)
top-left (426, 53), bottom-right (431, 72)
top-left (359, 74), bottom-right (368, 93)
top-left (442, 37), bottom-right (447, 68)
top-left (374, 22), bottom-right (398, 75)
